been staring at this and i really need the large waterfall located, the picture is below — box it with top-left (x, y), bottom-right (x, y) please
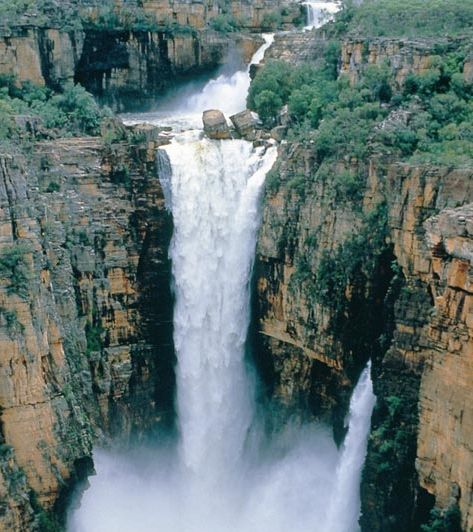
top-left (69, 24), bottom-right (376, 532)
top-left (165, 134), bottom-right (277, 478)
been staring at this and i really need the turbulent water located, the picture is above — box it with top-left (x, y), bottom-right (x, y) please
top-left (69, 21), bottom-right (375, 532)
top-left (122, 34), bottom-right (274, 131)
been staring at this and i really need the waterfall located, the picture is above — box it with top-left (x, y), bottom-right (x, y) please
top-left (69, 33), bottom-right (377, 532)
top-left (325, 362), bottom-right (377, 532)
top-left (303, 1), bottom-right (341, 30)
top-left (163, 134), bottom-right (277, 478)
top-left (121, 34), bottom-right (274, 130)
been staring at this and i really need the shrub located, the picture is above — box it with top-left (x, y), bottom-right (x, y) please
top-left (261, 10), bottom-right (282, 31)
top-left (0, 77), bottom-right (105, 139)
top-left (0, 307), bottom-right (24, 335)
top-left (421, 505), bottom-right (462, 532)
top-left (85, 322), bottom-right (104, 355)
top-left (210, 14), bottom-right (240, 32)
top-left (0, 243), bottom-right (32, 299)
top-left (45, 182), bottom-right (60, 193)
top-left (254, 90), bottom-right (282, 126)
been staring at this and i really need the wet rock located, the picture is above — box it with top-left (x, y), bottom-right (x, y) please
top-left (203, 109), bottom-right (231, 140)
top-left (270, 126), bottom-right (287, 142)
top-left (230, 109), bottom-right (261, 140)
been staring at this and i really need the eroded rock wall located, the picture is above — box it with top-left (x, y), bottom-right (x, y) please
top-left (254, 31), bottom-right (473, 530)
top-left (0, 134), bottom-right (174, 530)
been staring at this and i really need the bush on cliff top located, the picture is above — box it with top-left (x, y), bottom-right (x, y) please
top-left (0, 76), bottom-right (106, 139)
top-left (249, 39), bottom-right (473, 169)
top-left (337, 0), bottom-right (473, 38)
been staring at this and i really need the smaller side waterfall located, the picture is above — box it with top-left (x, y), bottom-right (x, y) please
top-left (325, 361), bottom-right (376, 532)
top-left (303, 1), bottom-right (340, 30)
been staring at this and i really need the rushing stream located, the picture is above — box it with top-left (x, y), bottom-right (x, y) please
top-left (69, 11), bottom-right (376, 532)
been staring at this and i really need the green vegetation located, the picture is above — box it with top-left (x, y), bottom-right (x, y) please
top-left (0, 0), bottom-right (80, 30)
top-left (0, 306), bottom-right (24, 335)
top-left (0, 77), bottom-right (106, 140)
top-left (312, 204), bottom-right (388, 330)
top-left (249, 36), bottom-right (473, 170)
top-left (336, 0), bottom-right (473, 38)
top-left (81, 4), bottom-right (159, 32)
top-left (261, 10), bottom-right (282, 31)
top-left (85, 321), bottom-right (103, 356)
top-left (421, 505), bottom-right (462, 532)
top-left (29, 490), bottom-right (63, 532)
top-left (210, 13), bottom-right (242, 32)
top-left (0, 243), bottom-right (32, 299)
top-left (370, 394), bottom-right (416, 475)
top-left (45, 182), bottom-right (60, 193)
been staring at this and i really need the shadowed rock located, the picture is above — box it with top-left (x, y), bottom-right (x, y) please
top-left (203, 109), bottom-right (231, 140)
top-left (230, 109), bottom-right (261, 140)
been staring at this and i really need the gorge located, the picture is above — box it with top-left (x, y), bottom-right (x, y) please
top-left (0, 1), bottom-right (472, 531)
top-left (69, 32), bottom-right (375, 531)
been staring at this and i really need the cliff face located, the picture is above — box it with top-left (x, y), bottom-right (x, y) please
top-left (254, 31), bottom-right (473, 530)
top-left (0, 0), bottom-right (300, 110)
top-left (75, 30), bottom-right (261, 110)
top-left (0, 26), bottom-right (261, 110)
top-left (140, 0), bottom-right (301, 30)
top-left (0, 132), bottom-right (174, 530)
top-left (0, 27), bottom-right (83, 89)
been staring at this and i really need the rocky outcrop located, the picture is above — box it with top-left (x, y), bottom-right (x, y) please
top-left (0, 132), bottom-right (174, 529)
top-left (203, 109), bottom-right (231, 139)
top-left (140, 0), bottom-right (302, 31)
top-left (340, 37), bottom-right (469, 87)
top-left (253, 29), bottom-right (473, 531)
top-left (230, 109), bottom-right (260, 140)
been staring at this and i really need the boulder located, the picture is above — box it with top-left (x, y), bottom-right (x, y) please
top-left (202, 110), bottom-right (231, 140)
top-left (230, 109), bottom-right (261, 140)
top-left (270, 125), bottom-right (287, 142)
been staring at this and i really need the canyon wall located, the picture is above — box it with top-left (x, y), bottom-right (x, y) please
top-left (0, 130), bottom-right (174, 530)
top-left (0, 26), bottom-right (260, 110)
top-left (0, 0), bottom-right (301, 110)
top-left (139, 0), bottom-right (301, 30)
top-left (254, 31), bottom-right (473, 530)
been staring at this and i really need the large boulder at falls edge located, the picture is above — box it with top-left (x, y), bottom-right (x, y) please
top-left (230, 109), bottom-right (261, 141)
top-left (203, 109), bottom-right (232, 140)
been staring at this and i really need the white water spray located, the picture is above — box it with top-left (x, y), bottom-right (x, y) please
top-left (69, 32), bottom-right (376, 532)
top-left (303, 1), bottom-right (340, 30)
top-left (326, 362), bottom-right (376, 532)
top-left (122, 34), bottom-right (274, 130)
top-left (166, 134), bottom-right (277, 478)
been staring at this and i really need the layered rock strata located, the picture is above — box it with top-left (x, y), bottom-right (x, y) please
top-left (253, 30), bottom-right (473, 530)
top-left (0, 132), bottom-right (174, 530)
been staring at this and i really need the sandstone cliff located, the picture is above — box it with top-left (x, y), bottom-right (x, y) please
top-left (0, 0), bottom-right (301, 110)
top-left (0, 131), bottom-right (174, 530)
top-left (253, 30), bottom-right (473, 530)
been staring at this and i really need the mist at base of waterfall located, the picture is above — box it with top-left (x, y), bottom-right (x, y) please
top-left (68, 422), bottom-right (340, 532)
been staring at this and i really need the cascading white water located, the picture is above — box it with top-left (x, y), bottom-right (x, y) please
top-left (69, 26), bottom-right (377, 532)
top-left (122, 34), bottom-right (274, 131)
top-left (166, 134), bottom-right (277, 478)
top-left (325, 362), bottom-right (376, 532)
top-left (303, 1), bottom-right (340, 30)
